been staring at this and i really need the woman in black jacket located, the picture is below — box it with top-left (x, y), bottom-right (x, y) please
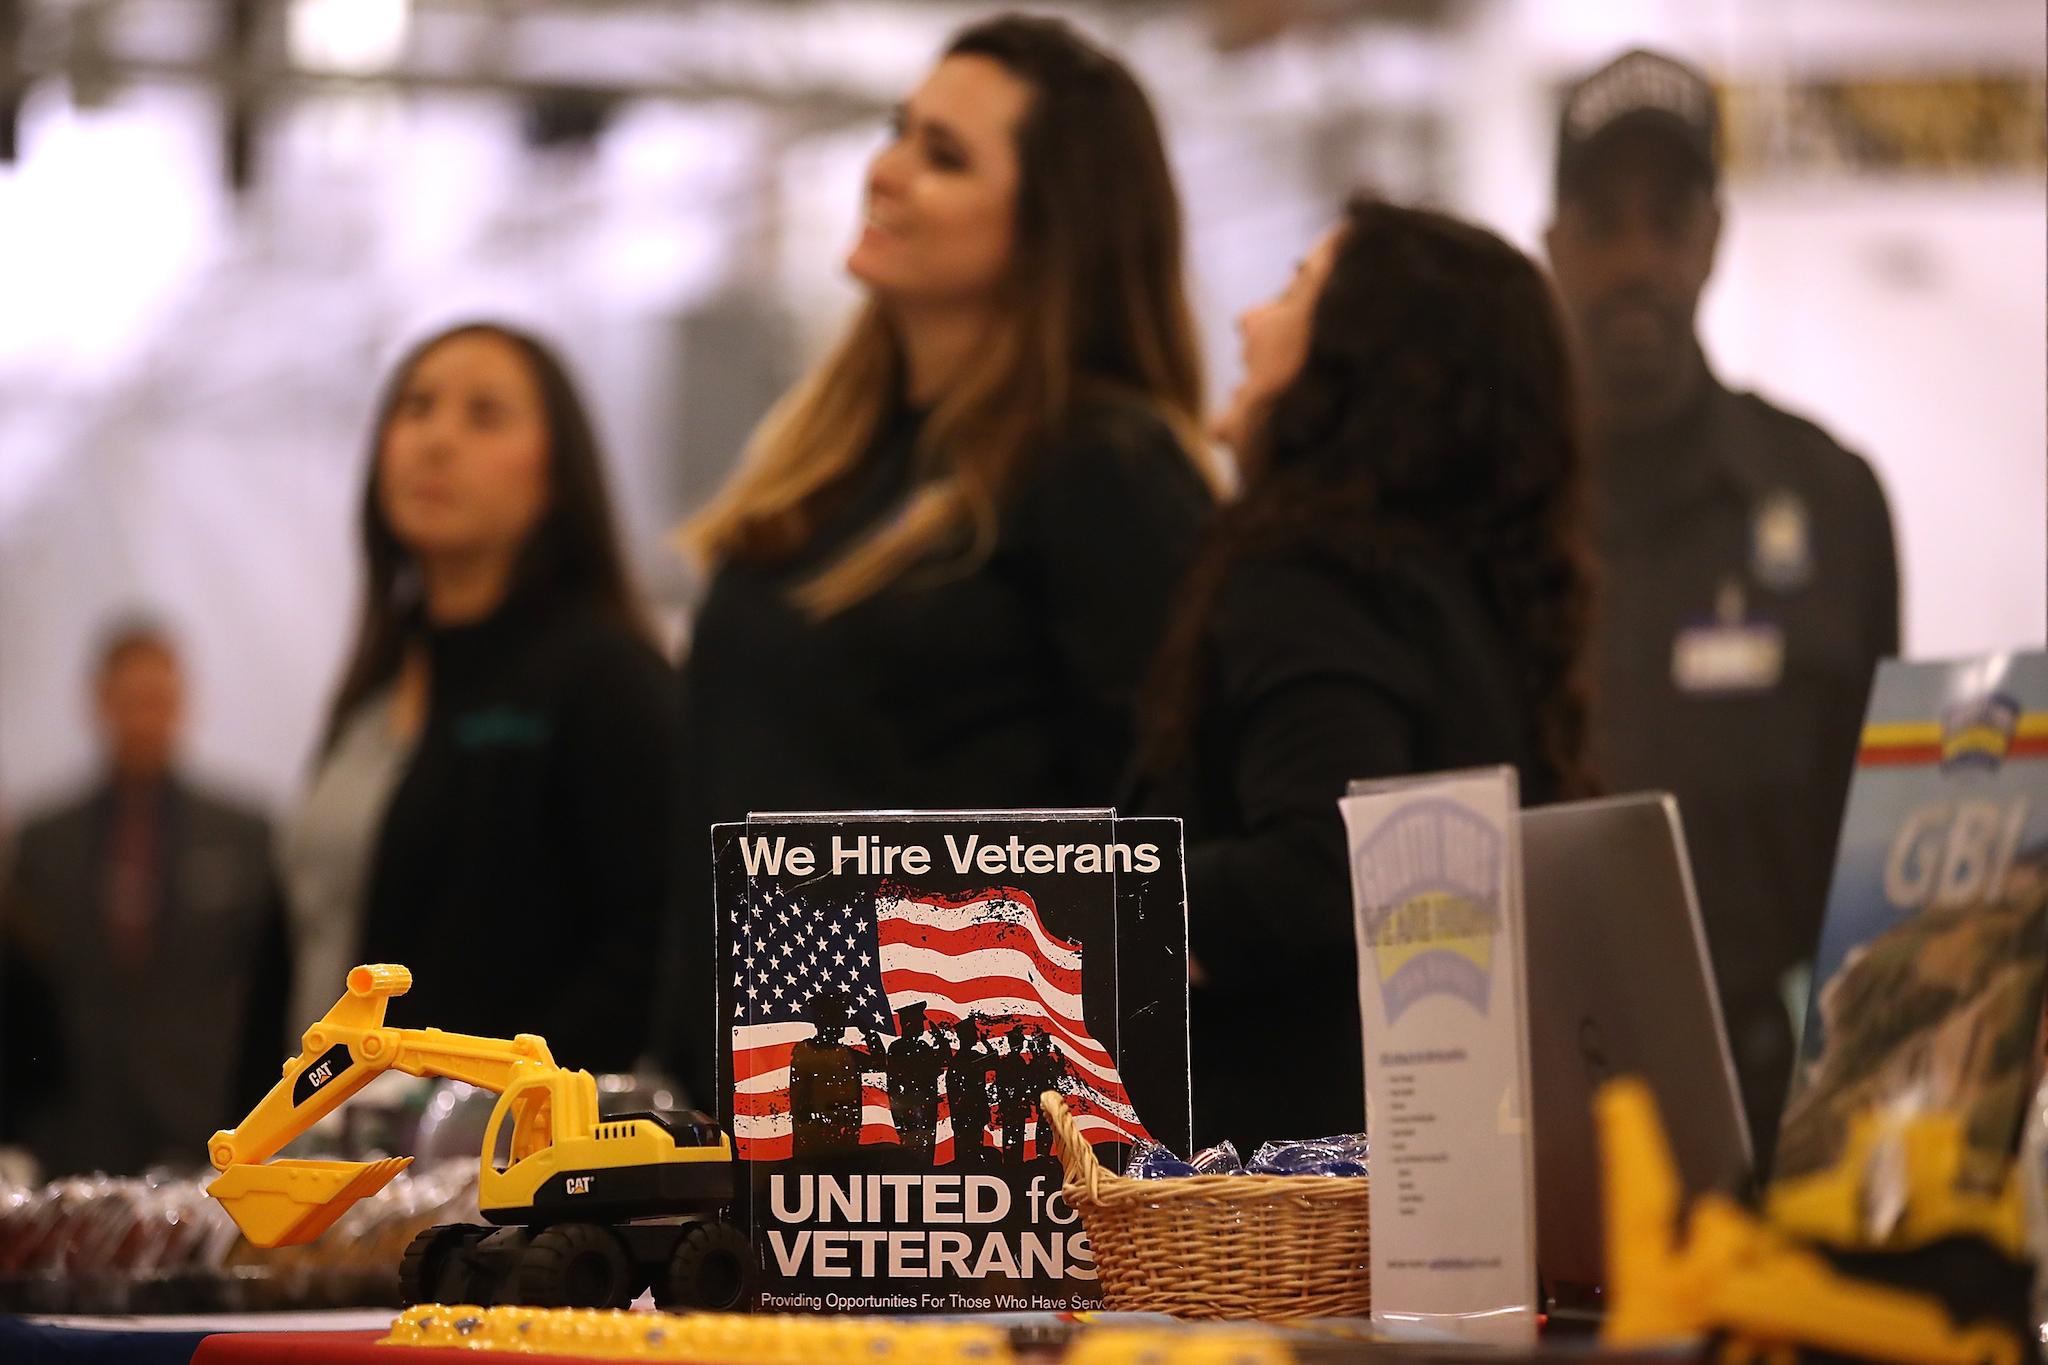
top-left (667, 16), bottom-right (1219, 1098)
top-left (281, 323), bottom-right (674, 1070)
top-left (1139, 199), bottom-right (1596, 1150)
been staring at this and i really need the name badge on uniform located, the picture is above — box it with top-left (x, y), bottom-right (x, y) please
top-left (1752, 490), bottom-right (1813, 592)
top-left (1672, 580), bottom-right (1785, 695)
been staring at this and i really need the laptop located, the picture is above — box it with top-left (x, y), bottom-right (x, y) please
top-left (1520, 791), bottom-right (1753, 1317)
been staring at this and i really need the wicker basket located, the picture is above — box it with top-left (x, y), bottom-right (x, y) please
top-left (1041, 1091), bottom-right (1371, 1320)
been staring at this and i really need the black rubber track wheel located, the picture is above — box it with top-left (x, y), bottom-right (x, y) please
top-left (512, 1223), bottom-right (640, 1309)
top-left (656, 1219), bottom-right (750, 1311)
top-left (397, 1224), bottom-right (490, 1306)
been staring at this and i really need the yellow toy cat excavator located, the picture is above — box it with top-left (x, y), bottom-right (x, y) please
top-left (205, 963), bottom-right (747, 1312)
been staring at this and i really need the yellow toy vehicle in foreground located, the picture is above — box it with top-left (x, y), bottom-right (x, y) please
top-left (1766, 1108), bottom-right (2025, 1261)
top-left (1597, 1078), bottom-right (2024, 1365)
top-left (206, 964), bottom-right (746, 1311)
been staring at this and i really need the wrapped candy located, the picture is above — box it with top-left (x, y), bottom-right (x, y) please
top-left (1124, 1133), bottom-right (1368, 1180)
top-left (1247, 1133), bottom-right (1369, 1177)
top-left (1122, 1140), bottom-right (1197, 1180)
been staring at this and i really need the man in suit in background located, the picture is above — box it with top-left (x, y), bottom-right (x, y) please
top-left (1, 621), bottom-right (285, 1175)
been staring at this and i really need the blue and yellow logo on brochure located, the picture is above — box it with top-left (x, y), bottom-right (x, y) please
top-left (1940, 692), bottom-right (2021, 770)
top-left (1861, 691), bottom-right (2047, 771)
top-left (1352, 801), bottom-right (1505, 1022)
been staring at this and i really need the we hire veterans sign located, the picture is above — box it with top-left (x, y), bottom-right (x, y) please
top-left (712, 811), bottom-right (1189, 1313)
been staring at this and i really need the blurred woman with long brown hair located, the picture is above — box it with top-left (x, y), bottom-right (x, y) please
top-left (282, 323), bottom-right (674, 1069)
top-left (1138, 199), bottom-right (1596, 1149)
top-left (667, 15), bottom-right (1218, 1096)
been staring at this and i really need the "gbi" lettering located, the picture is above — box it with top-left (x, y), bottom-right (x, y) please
top-left (1885, 798), bottom-right (2029, 909)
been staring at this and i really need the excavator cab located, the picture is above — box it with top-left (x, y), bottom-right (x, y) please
top-left (486, 1080), bottom-right (556, 1173)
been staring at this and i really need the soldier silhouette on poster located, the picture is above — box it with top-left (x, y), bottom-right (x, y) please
top-left (1019, 1026), bottom-right (1067, 1159)
top-left (1024, 1024), bottom-right (1068, 1107)
top-left (944, 1015), bottom-right (995, 1166)
top-left (884, 1000), bottom-right (952, 1160)
top-left (991, 1029), bottom-right (1037, 1164)
top-left (788, 993), bottom-right (881, 1158)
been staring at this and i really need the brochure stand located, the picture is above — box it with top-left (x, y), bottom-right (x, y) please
top-left (1341, 768), bottom-right (1538, 1344)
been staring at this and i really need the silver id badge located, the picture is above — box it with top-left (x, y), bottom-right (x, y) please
top-left (1672, 579), bottom-right (1785, 694)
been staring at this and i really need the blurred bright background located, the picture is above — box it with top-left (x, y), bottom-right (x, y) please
top-left (0, 0), bottom-right (2041, 816)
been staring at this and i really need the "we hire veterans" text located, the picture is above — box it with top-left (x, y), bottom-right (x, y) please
top-left (762, 1173), bottom-right (1096, 1282)
top-left (739, 832), bottom-right (1163, 878)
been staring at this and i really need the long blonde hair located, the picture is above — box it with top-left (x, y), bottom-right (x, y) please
top-left (686, 15), bottom-right (1218, 617)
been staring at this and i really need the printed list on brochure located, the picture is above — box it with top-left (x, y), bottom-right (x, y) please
top-left (1376, 1047), bottom-right (1467, 1220)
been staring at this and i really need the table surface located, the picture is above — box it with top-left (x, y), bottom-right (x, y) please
top-left (4, 1308), bottom-right (1702, 1365)
top-left (18, 1309), bottom-right (399, 1334)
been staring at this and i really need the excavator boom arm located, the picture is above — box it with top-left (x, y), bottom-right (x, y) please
top-left (385, 1033), bottom-right (554, 1093)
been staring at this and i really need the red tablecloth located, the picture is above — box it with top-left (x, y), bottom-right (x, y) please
top-left (192, 1331), bottom-right (633, 1365)
top-left (188, 1331), bottom-right (382, 1363)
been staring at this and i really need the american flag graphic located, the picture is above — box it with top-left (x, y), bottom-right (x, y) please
top-left (728, 881), bottom-right (1153, 1161)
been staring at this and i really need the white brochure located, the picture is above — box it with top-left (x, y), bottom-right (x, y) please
top-left (1342, 767), bottom-right (1537, 1344)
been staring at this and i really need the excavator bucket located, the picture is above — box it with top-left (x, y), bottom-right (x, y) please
top-left (206, 1157), bottom-right (413, 1248)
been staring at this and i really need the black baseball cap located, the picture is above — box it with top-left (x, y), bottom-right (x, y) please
top-left (1555, 48), bottom-right (1720, 198)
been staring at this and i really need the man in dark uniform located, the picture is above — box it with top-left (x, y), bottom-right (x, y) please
top-left (1545, 49), bottom-right (1900, 1170)
top-left (883, 1001), bottom-right (951, 1161)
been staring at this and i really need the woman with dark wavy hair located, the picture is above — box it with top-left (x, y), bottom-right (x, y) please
top-left (1138, 199), bottom-right (1595, 1149)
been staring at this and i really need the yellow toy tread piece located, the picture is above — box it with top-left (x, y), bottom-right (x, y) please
top-left (1597, 1078), bottom-right (2024, 1365)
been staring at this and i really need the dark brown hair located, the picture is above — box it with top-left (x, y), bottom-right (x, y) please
top-left (1148, 199), bottom-right (1596, 797)
top-left (686, 13), bottom-right (1217, 615)
top-left (323, 322), bottom-right (647, 747)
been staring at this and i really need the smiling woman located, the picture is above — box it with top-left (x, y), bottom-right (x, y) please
top-left (666, 15), bottom-right (1218, 1099)
top-left (277, 323), bottom-right (677, 1066)
top-left (844, 57), bottom-right (1031, 342)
